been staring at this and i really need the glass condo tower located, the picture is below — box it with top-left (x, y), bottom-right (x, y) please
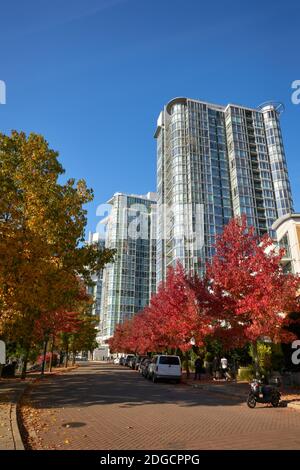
top-left (155, 97), bottom-right (293, 285)
top-left (99, 192), bottom-right (157, 345)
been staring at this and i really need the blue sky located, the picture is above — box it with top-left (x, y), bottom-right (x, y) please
top-left (0, 0), bottom-right (299, 235)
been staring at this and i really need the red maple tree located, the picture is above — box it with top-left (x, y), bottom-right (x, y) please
top-left (108, 216), bottom-right (300, 367)
top-left (206, 215), bottom-right (300, 348)
top-left (109, 263), bottom-right (214, 359)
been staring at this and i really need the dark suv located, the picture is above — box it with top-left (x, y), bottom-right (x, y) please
top-left (125, 354), bottom-right (135, 367)
top-left (134, 355), bottom-right (149, 370)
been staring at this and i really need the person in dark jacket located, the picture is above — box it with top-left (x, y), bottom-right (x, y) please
top-left (194, 357), bottom-right (203, 380)
top-left (212, 356), bottom-right (219, 380)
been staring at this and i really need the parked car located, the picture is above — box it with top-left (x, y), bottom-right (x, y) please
top-left (140, 357), bottom-right (152, 377)
top-left (128, 356), bottom-right (136, 368)
top-left (28, 363), bottom-right (42, 372)
top-left (134, 355), bottom-right (149, 371)
top-left (125, 354), bottom-right (135, 367)
top-left (2, 361), bottom-right (18, 377)
top-left (75, 355), bottom-right (88, 361)
top-left (119, 356), bottom-right (125, 366)
top-left (147, 355), bottom-right (182, 383)
top-left (130, 357), bottom-right (136, 369)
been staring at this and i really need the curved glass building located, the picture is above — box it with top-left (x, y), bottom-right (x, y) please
top-left (155, 97), bottom-right (293, 284)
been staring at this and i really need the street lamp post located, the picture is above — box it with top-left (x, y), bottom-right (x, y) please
top-left (0, 340), bottom-right (6, 378)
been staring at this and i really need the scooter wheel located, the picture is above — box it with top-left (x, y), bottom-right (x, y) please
top-left (271, 392), bottom-right (280, 407)
top-left (247, 395), bottom-right (256, 408)
top-left (271, 399), bottom-right (280, 407)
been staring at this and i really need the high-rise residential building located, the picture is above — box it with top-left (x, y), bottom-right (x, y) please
top-left (99, 192), bottom-right (157, 345)
top-left (155, 97), bottom-right (293, 283)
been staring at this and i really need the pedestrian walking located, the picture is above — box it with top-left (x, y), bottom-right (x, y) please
top-left (194, 356), bottom-right (203, 380)
top-left (220, 356), bottom-right (228, 380)
top-left (212, 355), bottom-right (219, 380)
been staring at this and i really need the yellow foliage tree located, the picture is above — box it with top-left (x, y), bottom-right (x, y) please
top-left (0, 131), bottom-right (114, 377)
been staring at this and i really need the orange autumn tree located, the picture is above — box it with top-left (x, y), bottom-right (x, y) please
top-left (33, 281), bottom-right (91, 373)
top-left (34, 309), bottom-right (82, 372)
top-left (0, 131), bottom-right (114, 377)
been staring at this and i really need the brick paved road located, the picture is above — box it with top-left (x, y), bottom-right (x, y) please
top-left (22, 362), bottom-right (300, 450)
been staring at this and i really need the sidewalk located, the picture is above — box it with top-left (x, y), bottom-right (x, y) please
top-left (182, 373), bottom-right (300, 409)
top-left (0, 380), bottom-right (27, 450)
top-left (0, 365), bottom-right (79, 450)
top-left (182, 374), bottom-right (249, 398)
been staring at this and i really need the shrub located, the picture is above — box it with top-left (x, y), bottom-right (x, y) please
top-left (271, 343), bottom-right (284, 371)
top-left (249, 342), bottom-right (272, 376)
top-left (249, 342), bottom-right (284, 376)
top-left (237, 365), bottom-right (254, 381)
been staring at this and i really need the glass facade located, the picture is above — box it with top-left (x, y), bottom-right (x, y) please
top-left (100, 192), bottom-right (157, 341)
top-left (85, 233), bottom-right (106, 347)
top-left (86, 233), bottom-right (105, 320)
top-left (155, 98), bottom-right (293, 284)
top-left (261, 106), bottom-right (293, 217)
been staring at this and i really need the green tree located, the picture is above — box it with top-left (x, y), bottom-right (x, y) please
top-left (69, 315), bottom-right (99, 362)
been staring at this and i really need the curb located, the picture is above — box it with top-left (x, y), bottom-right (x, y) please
top-left (14, 384), bottom-right (30, 450)
top-left (11, 401), bottom-right (24, 450)
top-left (287, 401), bottom-right (300, 411)
top-left (5, 383), bottom-right (28, 450)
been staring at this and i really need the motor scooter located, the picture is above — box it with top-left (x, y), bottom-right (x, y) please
top-left (247, 377), bottom-right (281, 408)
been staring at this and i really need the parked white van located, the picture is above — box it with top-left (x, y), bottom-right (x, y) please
top-left (147, 355), bottom-right (181, 383)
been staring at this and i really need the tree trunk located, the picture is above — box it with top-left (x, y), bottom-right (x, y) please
top-left (48, 336), bottom-right (55, 372)
top-left (65, 342), bottom-right (69, 368)
top-left (252, 341), bottom-right (260, 378)
top-left (41, 338), bottom-right (48, 376)
top-left (21, 347), bottom-right (30, 380)
top-left (185, 351), bottom-right (190, 379)
top-left (59, 350), bottom-right (64, 367)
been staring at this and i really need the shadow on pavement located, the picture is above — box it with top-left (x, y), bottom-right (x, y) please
top-left (25, 363), bottom-right (249, 410)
